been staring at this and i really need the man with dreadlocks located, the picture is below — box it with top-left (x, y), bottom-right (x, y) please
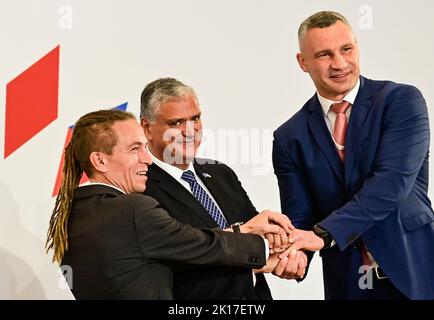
top-left (46, 109), bottom-right (293, 300)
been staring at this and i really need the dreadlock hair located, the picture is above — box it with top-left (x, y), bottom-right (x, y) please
top-left (46, 109), bottom-right (136, 263)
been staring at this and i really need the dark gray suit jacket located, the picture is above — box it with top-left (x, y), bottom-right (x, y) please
top-left (61, 185), bottom-right (266, 300)
top-left (144, 160), bottom-right (272, 300)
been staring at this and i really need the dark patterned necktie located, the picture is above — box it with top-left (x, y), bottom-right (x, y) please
top-left (181, 170), bottom-right (229, 229)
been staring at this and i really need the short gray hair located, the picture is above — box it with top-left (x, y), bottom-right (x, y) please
top-left (298, 11), bottom-right (352, 50)
top-left (140, 77), bottom-right (197, 121)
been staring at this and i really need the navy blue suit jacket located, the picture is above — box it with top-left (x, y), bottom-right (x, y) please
top-left (273, 76), bottom-right (434, 299)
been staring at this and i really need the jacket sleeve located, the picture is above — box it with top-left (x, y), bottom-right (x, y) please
top-left (224, 163), bottom-right (258, 217)
top-left (272, 131), bottom-right (316, 276)
top-left (320, 85), bottom-right (430, 250)
top-left (272, 132), bottom-right (317, 230)
top-left (132, 195), bottom-right (266, 268)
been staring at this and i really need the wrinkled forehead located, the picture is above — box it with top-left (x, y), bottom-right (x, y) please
top-left (156, 96), bottom-right (201, 118)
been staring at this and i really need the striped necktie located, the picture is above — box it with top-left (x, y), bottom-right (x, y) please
top-left (181, 170), bottom-right (229, 229)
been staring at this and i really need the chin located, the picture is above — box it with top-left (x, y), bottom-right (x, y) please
top-left (133, 181), bottom-right (147, 194)
top-left (175, 149), bottom-right (196, 164)
top-left (184, 152), bottom-right (196, 163)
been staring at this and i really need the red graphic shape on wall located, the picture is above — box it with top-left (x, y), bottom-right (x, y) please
top-left (52, 126), bottom-right (89, 197)
top-left (4, 45), bottom-right (60, 158)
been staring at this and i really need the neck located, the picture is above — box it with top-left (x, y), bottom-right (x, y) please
top-left (89, 175), bottom-right (126, 193)
top-left (150, 149), bottom-right (193, 171)
top-left (175, 163), bottom-right (190, 170)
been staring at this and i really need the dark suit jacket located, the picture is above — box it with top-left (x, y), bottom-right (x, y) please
top-left (144, 160), bottom-right (272, 300)
top-left (61, 185), bottom-right (266, 300)
top-left (273, 76), bottom-right (434, 299)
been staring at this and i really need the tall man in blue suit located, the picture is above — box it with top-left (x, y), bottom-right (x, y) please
top-left (272, 11), bottom-right (434, 299)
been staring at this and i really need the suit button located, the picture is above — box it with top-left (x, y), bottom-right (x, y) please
top-left (249, 256), bottom-right (258, 263)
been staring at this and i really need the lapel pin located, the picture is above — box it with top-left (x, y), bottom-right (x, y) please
top-left (202, 173), bottom-right (212, 178)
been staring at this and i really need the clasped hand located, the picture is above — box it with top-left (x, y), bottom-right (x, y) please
top-left (243, 211), bottom-right (326, 280)
top-left (240, 210), bottom-right (307, 279)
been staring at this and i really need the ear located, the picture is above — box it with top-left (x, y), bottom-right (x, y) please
top-left (296, 53), bottom-right (309, 73)
top-left (140, 118), bottom-right (153, 140)
top-left (89, 151), bottom-right (108, 173)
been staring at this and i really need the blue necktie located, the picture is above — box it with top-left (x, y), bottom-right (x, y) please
top-left (181, 170), bottom-right (229, 229)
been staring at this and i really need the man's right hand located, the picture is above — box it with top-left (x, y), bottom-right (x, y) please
top-left (240, 210), bottom-right (294, 237)
top-left (287, 228), bottom-right (324, 251)
top-left (272, 248), bottom-right (307, 279)
top-left (256, 248), bottom-right (307, 280)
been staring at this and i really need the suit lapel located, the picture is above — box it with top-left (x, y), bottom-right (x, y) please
top-left (147, 164), bottom-right (219, 228)
top-left (307, 97), bottom-right (345, 184)
top-left (344, 77), bottom-right (373, 189)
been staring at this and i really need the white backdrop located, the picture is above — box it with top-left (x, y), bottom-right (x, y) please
top-left (1, 0), bottom-right (433, 299)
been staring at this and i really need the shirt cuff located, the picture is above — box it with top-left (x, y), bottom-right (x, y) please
top-left (263, 238), bottom-right (269, 259)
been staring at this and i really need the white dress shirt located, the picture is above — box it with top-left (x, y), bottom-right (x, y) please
top-left (86, 182), bottom-right (126, 194)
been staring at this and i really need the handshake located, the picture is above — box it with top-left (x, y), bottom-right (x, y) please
top-left (232, 210), bottom-right (325, 280)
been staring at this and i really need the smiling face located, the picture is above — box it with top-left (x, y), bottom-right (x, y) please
top-left (142, 95), bottom-right (202, 170)
top-left (94, 118), bottom-right (152, 194)
top-left (297, 21), bottom-right (360, 101)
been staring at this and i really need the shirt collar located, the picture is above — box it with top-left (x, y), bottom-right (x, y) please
top-left (85, 182), bottom-right (126, 194)
top-left (149, 152), bottom-right (196, 181)
top-left (317, 78), bottom-right (360, 117)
